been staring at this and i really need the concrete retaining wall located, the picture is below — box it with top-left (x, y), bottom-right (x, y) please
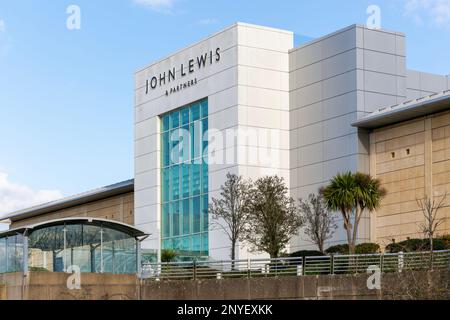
top-left (0, 270), bottom-right (448, 300)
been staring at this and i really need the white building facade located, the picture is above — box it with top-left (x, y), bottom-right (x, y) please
top-left (134, 22), bottom-right (450, 261)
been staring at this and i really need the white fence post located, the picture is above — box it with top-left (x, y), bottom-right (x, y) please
top-left (398, 251), bottom-right (404, 273)
top-left (297, 264), bottom-right (303, 276)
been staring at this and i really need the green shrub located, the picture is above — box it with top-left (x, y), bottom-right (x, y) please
top-left (355, 243), bottom-right (380, 254)
top-left (439, 235), bottom-right (450, 248)
top-left (289, 250), bottom-right (324, 258)
top-left (325, 243), bottom-right (381, 255)
top-left (386, 238), bottom-right (450, 253)
top-left (29, 267), bottom-right (49, 272)
top-left (325, 244), bottom-right (349, 255)
top-left (161, 249), bottom-right (178, 263)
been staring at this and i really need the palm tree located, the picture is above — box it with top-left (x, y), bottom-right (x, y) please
top-left (320, 172), bottom-right (386, 254)
top-left (320, 172), bottom-right (357, 254)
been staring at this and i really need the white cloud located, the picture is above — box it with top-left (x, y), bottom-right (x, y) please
top-left (132, 0), bottom-right (175, 12)
top-left (404, 0), bottom-right (450, 27)
top-left (0, 172), bottom-right (63, 219)
top-left (197, 18), bottom-right (219, 25)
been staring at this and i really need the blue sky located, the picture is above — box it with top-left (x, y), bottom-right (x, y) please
top-left (0, 0), bottom-right (449, 218)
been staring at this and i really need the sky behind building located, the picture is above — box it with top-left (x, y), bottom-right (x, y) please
top-left (0, 0), bottom-right (449, 218)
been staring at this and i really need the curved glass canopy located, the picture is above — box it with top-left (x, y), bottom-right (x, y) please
top-left (0, 218), bottom-right (148, 275)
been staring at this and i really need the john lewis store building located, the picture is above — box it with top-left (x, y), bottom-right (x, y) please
top-left (135, 22), bottom-right (450, 261)
top-left (2, 22), bottom-right (450, 268)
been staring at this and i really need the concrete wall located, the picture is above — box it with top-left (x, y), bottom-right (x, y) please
top-left (10, 192), bottom-right (134, 229)
top-left (370, 109), bottom-right (450, 246)
top-left (289, 24), bottom-right (406, 251)
top-left (1, 270), bottom-right (448, 300)
top-left (406, 70), bottom-right (450, 100)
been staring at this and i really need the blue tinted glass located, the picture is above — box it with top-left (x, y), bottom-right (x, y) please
top-left (201, 100), bottom-right (208, 118)
top-left (192, 234), bottom-right (201, 253)
top-left (192, 165), bottom-right (200, 195)
top-left (160, 99), bottom-right (209, 258)
top-left (181, 107), bottom-right (190, 125)
top-left (202, 195), bottom-right (209, 232)
top-left (172, 202), bottom-right (180, 237)
top-left (181, 164), bottom-right (190, 198)
top-left (172, 165), bottom-right (180, 200)
top-left (183, 199), bottom-right (190, 235)
top-left (191, 103), bottom-right (200, 121)
top-left (162, 132), bottom-right (170, 167)
top-left (173, 238), bottom-right (181, 250)
top-left (170, 111), bottom-right (179, 129)
top-left (170, 130), bottom-right (181, 165)
top-left (193, 196), bottom-right (201, 233)
top-left (202, 119), bottom-right (208, 160)
top-left (201, 233), bottom-right (208, 254)
top-left (162, 169), bottom-right (170, 202)
top-left (162, 203), bottom-right (170, 237)
top-left (162, 239), bottom-right (172, 250)
top-left (162, 115), bottom-right (170, 132)
top-left (182, 237), bottom-right (190, 252)
top-left (202, 162), bottom-right (208, 194)
top-left (180, 126), bottom-right (190, 162)
top-left (191, 122), bottom-right (202, 160)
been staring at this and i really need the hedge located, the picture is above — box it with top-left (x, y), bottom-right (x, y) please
top-left (325, 243), bottom-right (381, 255)
top-left (386, 238), bottom-right (450, 253)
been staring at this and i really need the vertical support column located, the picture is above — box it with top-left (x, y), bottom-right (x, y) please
top-left (100, 227), bottom-right (104, 273)
top-left (369, 132), bottom-right (378, 243)
top-left (5, 237), bottom-right (9, 272)
top-left (23, 235), bottom-right (29, 276)
top-left (424, 117), bottom-right (433, 199)
top-left (137, 239), bottom-right (142, 277)
top-left (63, 225), bottom-right (67, 272)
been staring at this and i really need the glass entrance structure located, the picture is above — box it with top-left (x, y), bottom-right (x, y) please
top-left (0, 218), bottom-right (148, 274)
top-left (161, 99), bottom-right (209, 259)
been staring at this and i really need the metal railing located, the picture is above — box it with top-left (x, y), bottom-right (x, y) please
top-left (140, 249), bottom-right (450, 281)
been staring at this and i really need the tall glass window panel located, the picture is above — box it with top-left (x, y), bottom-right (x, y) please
top-left (201, 233), bottom-right (208, 255)
top-left (162, 114), bottom-right (170, 132)
top-left (170, 130), bottom-right (181, 165)
top-left (181, 236), bottom-right (190, 253)
top-left (162, 132), bottom-right (170, 167)
top-left (180, 126), bottom-right (190, 163)
top-left (191, 121), bottom-right (202, 161)
top-left (170, 110), bottom-right (180, 130)
top-left (202, 195), bottom-right (209, 232)
top-left (162, 203), bottom-right (170, 238)
top-left (181, 107), bottom-right (190, 126)
top-left (201, 161), bottom-right (208, 194)
top-left (183, 199), bottom-right (190, 235)
top-left (192, 234), bottom-right (201, 254)
top-left (202, 118), bottom-right (208, 159)
top-left (201, 100), bottom-right (208, 118)
top-left (191, 103), bottom-right (200, 121)
top-left (172, 202), bottom-right (180, 237)
top-left (193, 196), bottom-right (201, 234)
top-left (181, 164), bottom-right (190, 199)
top-left (191, 164), bottom-right (201, 196)
top-left (160, 99), bottom-right (208, 259)
top-left (162, 169), bottom-right (170, 202)
top-left (171, 165), bottom-right (180, 201)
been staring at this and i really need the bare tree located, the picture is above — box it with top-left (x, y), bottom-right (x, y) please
top-left (417, 193), bottom-right (447, 253)
top-left (209, 173), bottom-right (252, 265)
top-left (298, 194), bottom-right (337, 253)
